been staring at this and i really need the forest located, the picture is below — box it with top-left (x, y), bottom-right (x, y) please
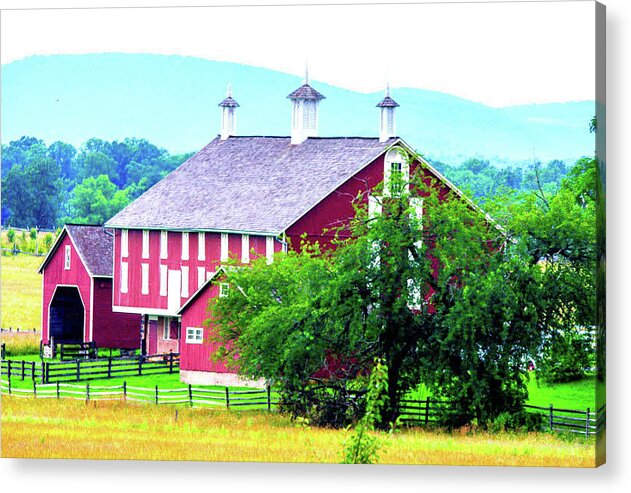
top-left (0, 135), bottom-right (571, 230)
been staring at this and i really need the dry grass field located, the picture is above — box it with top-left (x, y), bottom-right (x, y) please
top-left (0, 397), bottom-right (597, 466)
top-left (0, 254), bottom-right (42, 330)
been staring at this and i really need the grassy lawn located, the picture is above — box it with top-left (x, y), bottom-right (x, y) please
top-left (0, 253), bottom-right (42, 330)
top-left (0, 396), bottom-right (598, 466)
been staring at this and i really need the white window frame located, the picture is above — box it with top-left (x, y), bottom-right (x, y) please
top-left (64, 245), bottom-right (71, 270)
top-left (121, 261), bottom-right (129, 294)
top-left (186, 327), bottom-right (203, 344)
top-left (160, 231), bottom-right (168, 259)
top-left (219, 282), bottom-right (230, 298)
top-left (197, 266), bottom-right (206, 289)
top-left (181, 266), bottom-right (189, 298)
top-left (121, 229), bottom-right (129, 257)
top-left (163, 317), bottom-right (171, 340)
top-left (198, 232), bottom-right (205, 261)
top-left (384, 147), bottom-right (409, 197)
top-left (160, 264), bottom-right (168, 297)
top-left (266, 236), bottom-right (274, 264)
top-left (141, 263), bottom-right (149, 295)
top-left (142, 230), bottom-right (150, 259)
top-left (241, 234), bottom-right (250, 263)
top-left (221, 233), bottom-right (229, 262)
top-left (181, 232), bottom-right (189, 261)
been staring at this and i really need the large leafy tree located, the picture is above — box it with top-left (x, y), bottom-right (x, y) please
top-left (65, 175), bottom-right (130, 225)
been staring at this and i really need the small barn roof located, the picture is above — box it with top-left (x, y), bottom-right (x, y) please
top-left (376, 96), bottom-right (400, 108)
top-left (38, 225), bottom-right (114, 277)
top-left (105, 136), bottom-right (399, 234)
top-left (287, 83), bottom-right (325, 100)
top-left (218, 96), bottom-right (240, 108)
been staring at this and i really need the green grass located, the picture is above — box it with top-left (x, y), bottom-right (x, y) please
top-left (525, 373), bottom-right (598, 410)
top-left (0, 254), bottom-right (42, 330)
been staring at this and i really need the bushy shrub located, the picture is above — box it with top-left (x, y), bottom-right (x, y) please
top-left (537, 328), bottom-right (594, 383)
top-left (7, 228), bottom-right (16, 243)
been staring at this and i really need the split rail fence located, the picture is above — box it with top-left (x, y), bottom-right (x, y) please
top-left (0, 380), bottom-right (276, 411)
top-left (0, 352), bottom-right (179, 384)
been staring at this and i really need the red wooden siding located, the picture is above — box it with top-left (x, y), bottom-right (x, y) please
top-left (113, 229), bottom-right (272, 314)
top-left (91, 278), bottom-right (141, 349)
top-left (41, 234), bottom-right (92, 344)
top-left (179, 283), bottom-right (231, 373)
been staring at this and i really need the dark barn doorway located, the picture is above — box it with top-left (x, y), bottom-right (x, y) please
top-left (49, 286), bottom-right (85, 343)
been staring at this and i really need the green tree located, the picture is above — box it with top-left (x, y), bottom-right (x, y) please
top-left (66, 175), bottom-right (131, 225)
top-left (75, 150), bottom-right (119, 183)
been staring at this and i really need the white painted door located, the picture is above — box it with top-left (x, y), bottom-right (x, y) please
top-left (167, 270), bottom-right (181, 314)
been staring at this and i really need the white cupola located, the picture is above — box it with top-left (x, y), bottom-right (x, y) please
top-left (218, 84), bottom-right (239, 140)
top-left (287, 69), bottom-right (325, 145)
top-left (376, 84), bottom-right (400, 143)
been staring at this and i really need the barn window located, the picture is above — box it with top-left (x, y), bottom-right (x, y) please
top-left (142, 230), bottom-right (150, 259)
top-left (219, 282), bottom-right (230, 298)
top-left (186, 327), bottom-right (203, 344)
top-left (160, 231), bottom-right (168, 259)
top-left (64, 245), bottom-right (71, 270)
top-left (198, 232), bottom-right (205, 261)
top-left (181, 266), bottom-right (189, 298)
top-left (197, 267), bottom-right (206, 289)
top-left (241, 234), bottom-right (250, 263)
top-left (182, 232), bottom-right (189, 260)
top-left (141, 263), bottom-right (149, 295)
top-left (121, 262), bottom-right (129, 294)
top-left (221, 233), bottom-right (229, 262)
top-left (121, 230), bottom-right (129, 257)
top-left (160, 264), bottom-right (168, 296)
top-left (266, 237), bottom-right (274, 264)
top-left (163, 317), bottom-right (171, 340)
top-left (384, 147), bottom-right (409, 197)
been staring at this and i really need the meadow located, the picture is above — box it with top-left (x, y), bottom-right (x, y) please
top-left (0, 396), bottom-right (597, 466)
top-left (0, 253), bottom-right (42, 330)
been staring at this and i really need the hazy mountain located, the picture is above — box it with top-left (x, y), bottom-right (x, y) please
top-left (1, 54), bottom-right (595, 166)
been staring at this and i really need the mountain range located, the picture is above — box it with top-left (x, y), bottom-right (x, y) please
top-left (1, 54), bottom-right (595, 167)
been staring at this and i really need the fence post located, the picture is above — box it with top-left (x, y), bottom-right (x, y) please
top-left (44, 362), bottom-right (49, 384)
top-left (33, 379), bottom-right (37, 397)
top-left (76, 360), bottom-right (80, 381)
top-left (123, 381), bottom-right (127, 401)
top-left (267, 384), bottom-right (271, 411)
top-left (169, 352), bottom-right (174, 373)
top-left (425, 398), bottom-right (431, 426)
top-left (108, 357), bottom-right (112, 379)
top-left (86, 382), bottom-right (90, 402)
top-left (586, 407), bottom-right (590, 437)
top-left (1, 342), bottom-right (5, 359)
top-left (8, 376), bottom-right (11, 395)
top-left (155, 385), bottom-right (159, 405)
top-left (189, 384), bottom-right (193, 407)
top-left (56, 381), bottom-right (60, 399)
top-left (138, 357), bottom-right (143, 376)
top-left (21, 360), bottom-right (25, 380)
top-left (7, 360), bottom-right (11, 380)
top-left (31, 361), bottom-right (36, 380)
top-left (549, 404), bottom-right (554, 432)
top-left (225, 387), bottom-right (230, 409)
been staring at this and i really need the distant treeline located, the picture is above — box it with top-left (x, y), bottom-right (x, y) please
top-left (1, 137), bottom-right (193, 229)
top-left (1, 135), bottom-right (571, 230)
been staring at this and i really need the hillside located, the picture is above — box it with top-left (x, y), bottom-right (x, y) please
top-left (1, 54), bottom-right (594, 166)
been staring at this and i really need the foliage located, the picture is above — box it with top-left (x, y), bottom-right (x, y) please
top-left (7, 228), bottom-right (16, 243)
top-left (64, 175), bottom-right (131, 225)
top-left (536, 328), bottom-right (594, 384)
top-left (342, 358), bottom-right (389, 464)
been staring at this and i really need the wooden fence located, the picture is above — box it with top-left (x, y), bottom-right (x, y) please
top-left (1, 327), bottom-right (39, 333)
top-left (0, 353), bottom-right (180, 384)
top-left (0, 380), bottom-right (276, 411)
top-left (398, 398), bottom-right (606, 437)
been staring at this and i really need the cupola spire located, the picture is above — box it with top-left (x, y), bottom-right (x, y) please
top-left (218, 84), bottom-right (240, 140)
top-left (287, 69), bottom-right (325, 145)
top-left (376, 83), bottom-right (399, 143)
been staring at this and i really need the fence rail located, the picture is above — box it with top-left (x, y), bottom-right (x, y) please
top-left (1, 353), bottom-right (180, 384)
top-left (398, 398), bottom-right (605, 437)
top-left (1, 328), bottom-right (39, 333)
top-left (0, 380), bottom-right (276, 410)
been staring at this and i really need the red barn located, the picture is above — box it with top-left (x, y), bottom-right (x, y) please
top-left (103, 80), bottom-right (463, 385)
top-left (39, 225), bottom-right (141, 349)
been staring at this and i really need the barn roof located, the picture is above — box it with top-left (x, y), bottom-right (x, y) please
top-left (38, 225), bottom-right (114, 277)
top-left (105, 136), bottom-right (399, 234)
top-left (287, 84), bottom-right (325, 100)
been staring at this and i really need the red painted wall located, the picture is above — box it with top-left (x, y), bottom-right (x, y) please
top-left (113, 230), bottom-right (271, 313)
top-left (179, 283), bottom-right (231, 373)
top-left (91, 278), bottom-right (141, 349)
top-left (41, 233), bottom-right (92, 344)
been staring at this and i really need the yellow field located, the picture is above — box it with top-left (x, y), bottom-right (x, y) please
top-left (0, 397), bottom-right (597, 466)
top-left (0, 254), bottom-right (42, 330)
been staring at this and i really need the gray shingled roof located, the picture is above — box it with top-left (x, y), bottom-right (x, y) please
top-left (39, 225), bottom-right (114, 277)
top-left (287, 84), bottom-right (325, 100)
top-left (105, 136), bottom-right (398, 234)
top-left (376, 96), bottom-right (400, 108)
top-left (218, 96), bottom-right (240, 108)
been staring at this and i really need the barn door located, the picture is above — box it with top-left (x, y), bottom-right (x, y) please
top-left (167, 270), bottom-right (181, 313)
